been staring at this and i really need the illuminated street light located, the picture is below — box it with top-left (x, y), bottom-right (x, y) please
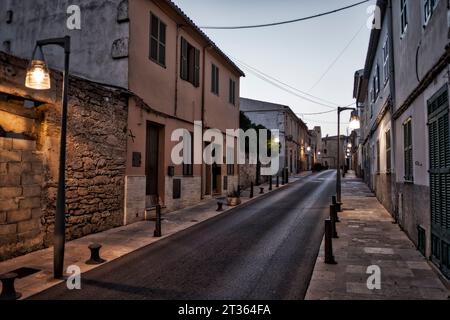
top-left (349, 113), bottom-right (361, 130)
top-left (25, 36), bottom-right (71, 279)
top-left (25, 46), bottom-right (51, 90)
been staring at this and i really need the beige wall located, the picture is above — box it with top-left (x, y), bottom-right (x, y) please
top-left (126, 0), bottom-right (241, 219)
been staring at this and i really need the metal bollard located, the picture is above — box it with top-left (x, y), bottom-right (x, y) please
top-left (330, 205), bottom-right (339, 238)
top-left (86, 243), bottom-right (106, 265)
top-left (0, 273), bottom-right (21, 300)
top-left (269, 176), bottom-right (273, 191)
top-left (332, 195), bottom-right (342, 213)
top-left (154, 204), bottom-right (162, 237)
top-left (324, 219), bottom-right (337, 265)
top-left (259, 187), bottom-right (264, 194)
top-left (330, 203), bottom-right (340, 223)
top-left (250, 182), bottom-right (254, 198)
top-left (276, 175), bottom-right (279, 188)
top-left (216, 201), bottom-right (224, 212)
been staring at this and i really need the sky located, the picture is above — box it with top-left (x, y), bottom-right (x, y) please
top-left (173, 0), bottom-right (375, 136)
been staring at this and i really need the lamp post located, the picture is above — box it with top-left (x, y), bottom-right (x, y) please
top-left (336, 107), bottom-right (360, 204)
top-left (25, 36), bottom-right (71, 279)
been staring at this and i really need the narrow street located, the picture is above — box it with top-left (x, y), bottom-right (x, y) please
top-left (30, 170), bottom-right (335, 300)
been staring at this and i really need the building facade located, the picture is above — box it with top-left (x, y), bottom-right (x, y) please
top-left (321, 135), bottom-right (347, 169)
top-left (354, 0), bottom-right (450, 278)
top-left (0, 0), bottom-right (244, 259)
top-left (240, 98), bottom-right (313, 176)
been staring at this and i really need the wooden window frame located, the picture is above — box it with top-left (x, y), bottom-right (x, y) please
top-left (211, 64), bottom-right (219, 95)
top-left (386, 129), bottom-right (392, 173)
top-left (149, 13), bottom-right (166, 67)
top-left (229, 78), bottom-right (236, 105)
top-left (180, 37), bottom-right (200, 87)
top-left (403, 118), bottom-right (414, 183)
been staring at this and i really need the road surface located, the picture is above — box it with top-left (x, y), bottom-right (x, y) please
top-left (31, 170), bottom-right (336, 300)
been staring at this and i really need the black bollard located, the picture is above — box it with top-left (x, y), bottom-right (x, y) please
top-left (216, 201), bottom-right (223, 211)
top-left (332, 195), bottom-right (342, 213)
top-left (154, 204), bottom-right (162, 237)
top-left (331, 203), bottom-right (340, 223)
top-left (269, 176), bottom-right (273, 191)
top-left (324, 219), bottom-right (337, 264)
top-left (276, 175), bottom-right (279, 188)
top-left (0, 273), bottom-right (21, 300)
top-left (250, 182), bottom-right (254, 198)
top-left (330, 205), bottom-right (339, 238)
top-left (259, 187), bottom-right (264, 194)
top-left (86, 243), bottom-right (106, 265)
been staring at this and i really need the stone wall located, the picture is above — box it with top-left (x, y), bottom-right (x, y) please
top-left (0, 51), bottom-right (128, 260)
top-left (44, 77), bottom-right (128, 244)
top-left (0, 137), bottom-right (44, 260)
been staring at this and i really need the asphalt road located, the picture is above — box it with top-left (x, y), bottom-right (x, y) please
top-left (31, 170), bottom-right (336, 300)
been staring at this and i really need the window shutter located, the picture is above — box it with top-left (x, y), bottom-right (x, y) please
top-left (181, 37), bottom-right (188, 80)
top-left (216, 67), bottom-right (219, 95)
top-left (211, 65), bottom-right (215, 93)
top-left (194, 48), bottom-right (200, 87)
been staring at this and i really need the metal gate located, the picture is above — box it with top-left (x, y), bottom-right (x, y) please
top-left (428, 85), bottom-right (450, 278)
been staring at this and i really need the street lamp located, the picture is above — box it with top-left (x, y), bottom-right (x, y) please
top-left (336, 106), bottom-right (360, 205)
top-left (25, 36), bottom-right (71, 279)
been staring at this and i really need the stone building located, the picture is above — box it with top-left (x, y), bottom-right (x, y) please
top-left (0, 0), bottom-right (245, 226)
top-left (240, 97), bottom-right (312, 176)
top-left (0, 52), bottom-right (128, 260)
top-left (353, 0), bottom-right (450, 278)
top-left (320, 135), bottom-right (347, 170)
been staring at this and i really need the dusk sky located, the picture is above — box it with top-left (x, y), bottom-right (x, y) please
top-left (173, 0), bottom-right (375, 136)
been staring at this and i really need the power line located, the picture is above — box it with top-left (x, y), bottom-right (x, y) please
top-left (235, 59), bottom-right (340, 107)
top-left (240, 64), bottom-right (338, 109)
top-left (296, 110), bottom-right (336, 116)
top-left (309, 23), bottom-right (366, 91)
top-left (199, 0), bottom-right (370, 30)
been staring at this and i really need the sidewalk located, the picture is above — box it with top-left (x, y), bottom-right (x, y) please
top-left (305, 171), bottom-right (449, 300)
top-left (0, 172), bottom-right (311, 299)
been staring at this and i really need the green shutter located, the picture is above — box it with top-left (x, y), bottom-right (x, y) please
top-left (428, 86), bottom-right (450, 277)
top-left (180, 37), bottom-right (188, 80)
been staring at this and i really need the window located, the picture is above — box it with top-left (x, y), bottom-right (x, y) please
top-left (150, 14), bottom-right (166, 66)
top-left (180, 37), bottom-right (200, 87)
top-left (386, 129), bottom-right (391, 173)
top-left (229, 78), bottom-right (236, 105)
top-left (400, 0), bottom-right (408, 36)
top-left (424, 0), bottom-right (438, 25)
top-left (376, 140), bottom-right (381, 173)
top-left (375, 64), bottom-right (380, 96)
top-left (403, 118), bottom-right (413, 182)
top-left (182, 132), bottom-right (194, 176)
top-left (383, 37), bottom-right (389, 84)
top-left (211, 64), bottom-right (219, 95)
top-left (227, 164), bottom-right (234, 175)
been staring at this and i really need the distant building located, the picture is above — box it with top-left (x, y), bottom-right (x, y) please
top-left (321, 135), bottom-right (347, 169)
top-left (240, 98), bottom-right (314, 175)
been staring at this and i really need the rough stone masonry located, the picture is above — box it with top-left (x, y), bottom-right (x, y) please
top-left (0, 51), bottom-right (128, 260)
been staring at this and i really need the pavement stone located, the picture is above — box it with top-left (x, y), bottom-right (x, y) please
top-left (305, 171), bottom-right (450, 300)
